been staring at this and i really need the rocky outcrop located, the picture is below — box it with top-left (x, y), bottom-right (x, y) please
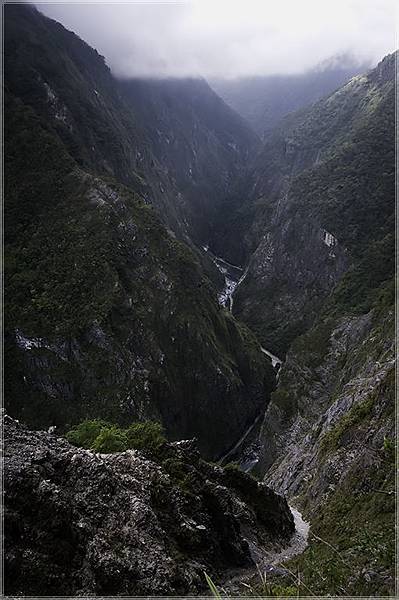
top-left (4, 415), bottom-right (294, 596)
top-left (256, 307), bottom-right (395, 594)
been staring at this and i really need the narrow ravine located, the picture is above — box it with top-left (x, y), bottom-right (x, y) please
top-left (207, 247), bottom-right (284, 471)
top-left (218, 413), bottom-right (263, 466)
top-left (204, 247), bottom-right (310, 593)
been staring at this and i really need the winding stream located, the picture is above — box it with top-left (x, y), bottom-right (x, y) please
top-left (260, 346), bottom-right (282, 368)
top-left (209, 249), bottom-right (283, 469)
top-left (205, 248), bottom-right (282, 368)
top-left (203, 246), bottom-right (245, 311)
top-left (202, 248), bottom-right (309, 592)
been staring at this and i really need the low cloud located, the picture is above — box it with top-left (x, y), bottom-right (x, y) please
top-left (38, 0), bottom-right (397, 79)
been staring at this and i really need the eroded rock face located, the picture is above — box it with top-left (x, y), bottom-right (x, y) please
top-left (221, 54), bottom-right (395, 357)
top-left (4, 416), bottom-right (294, 596)
top-left (255, 309), bottom-right (395, 595)
top-left (258, 310), bottom-right (395, 502)
top-left (4, 95), bottom-right (274, 461)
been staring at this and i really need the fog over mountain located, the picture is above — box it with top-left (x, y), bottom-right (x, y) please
top-left (39, 0), bottom-right (396, 79)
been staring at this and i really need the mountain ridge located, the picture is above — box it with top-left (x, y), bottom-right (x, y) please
top-left (5, 3), bottom-right (259, 248)
top-left (4, 4), bottom-right (274, 459)
top-left (211, 58), bottom-right (369, 137)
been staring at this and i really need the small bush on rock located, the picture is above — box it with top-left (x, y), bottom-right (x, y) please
top-left (66, 419), bottom-right (112, 449)
top-left (126, 421), bottom-right (166, 453)
top-left (65, 419), bottom-right (166, 456)
top-left (91, 426), bottom-right (128, 453)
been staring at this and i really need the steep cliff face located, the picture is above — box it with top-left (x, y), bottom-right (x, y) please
top-left (247, 55), bottom-right (395, 595)
top-left (4, 88), bottom-right (274, 460)
top-left (259, 307), bottom-right (394, 478)
top-left (120, 77), bottom-right (259, 245)
top-left (228, 53), bottom-right (395, 355)
top-left (209, 54), bottom-right (396, 595)
top-left (4, 4), bottom-right (276, 459)
top-left (5, 3), bottom-right (259, 246)
top-left (257, 303), bottom-right (395, 594)
top-left (4, 415), bottom-right (294, 596)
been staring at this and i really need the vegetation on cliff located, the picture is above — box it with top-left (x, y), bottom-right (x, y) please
top-left (4, 30), bottom-right (274, 459)
top-left (229, 54), bottom-right (395, 355)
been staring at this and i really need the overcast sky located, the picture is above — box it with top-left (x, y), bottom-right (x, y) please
top-left (37, 0), bottom-right (397, 79)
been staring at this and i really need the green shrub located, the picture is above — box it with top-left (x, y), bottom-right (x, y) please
top-left (91, 425), bottom-right (128, 453)
top-left (383, 436), bottom-right (395, 463)
top-left (65, 419), bottom-right (112, 448)
top-left (125, 421), bottom-right (166, 453)
top-left (320, 395), bottom-right (374, 453)
top-left (223, 461), bottom-right (241, 471)
top-left (161, 457), bottom-right (198, 494)
top-left (65, 418), bottom-right (166, 456)
top-left (272, 388), bottom-right (297, 417)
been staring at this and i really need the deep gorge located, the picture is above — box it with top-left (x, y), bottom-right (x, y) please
top-left (4, 4), bottom-right (395, 597)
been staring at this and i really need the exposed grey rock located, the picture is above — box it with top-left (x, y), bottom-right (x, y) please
top-left (258, 309), bottom-right (395, 509)
top-left (4, 415), bottom-right (294, 596)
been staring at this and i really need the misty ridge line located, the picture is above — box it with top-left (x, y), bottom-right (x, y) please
top-left (38, 0), bottom-right (396, 80)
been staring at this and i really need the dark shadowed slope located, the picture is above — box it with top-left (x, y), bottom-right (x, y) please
top-left (4, 4), bottom-right (274, 459)
top-left (119, 77), bottom-right (259, 245)
top-left (5, 3), bottom-right (259, 246)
